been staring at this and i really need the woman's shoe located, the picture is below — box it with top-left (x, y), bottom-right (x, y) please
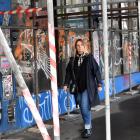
top-left (81, 129), bottom-right (92, 138)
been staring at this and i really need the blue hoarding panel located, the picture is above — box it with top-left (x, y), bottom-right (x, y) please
top-left (0, 0), bottom-right (11, 25)
top-left (99, 72), bottom-right (140, 100)
top-left (17, 90), bottom-right (76, 128)
top-left (0, 0), bottom-right (11, 11)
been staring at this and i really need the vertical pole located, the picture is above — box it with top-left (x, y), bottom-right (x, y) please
top-left (110, 2), bottom-right (115, 98)
top-left (88, 0), bottom-right (93, 53)
top-left (138, 0), bottom-right (140, 70)
top-left (65, 30), bottom-right (70, 116)
top-left (128, 42), bottom-right (132, 91)
top-left (118, 3), bottom-right (123, 74)
top-left (32, 0), bottom-right (39, 107)
top-left (47, 1), bottom-right (60, 140)
top-left (128, 3), bottom-right (131, 92)
top-left (102, 0), bottom-right (111, 140)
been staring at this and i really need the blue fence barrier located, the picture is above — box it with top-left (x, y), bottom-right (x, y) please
top-left (0, 72), bottom-right (140, 133)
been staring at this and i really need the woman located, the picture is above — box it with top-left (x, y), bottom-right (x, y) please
top-left (63, 38), bottom-right (102, 138)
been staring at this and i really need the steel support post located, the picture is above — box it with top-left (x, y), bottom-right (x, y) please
top-left (47, 0), bottom-right (60, 140)
top-left (32, 0), bottom-right (39, 108)
top-left (138, 0), bottom-right (140, 72)
top-left (102, 0), bottom-right (111, 140)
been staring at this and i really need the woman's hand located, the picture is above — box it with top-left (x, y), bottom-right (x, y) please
top-left (98, 87), bottom-right (102, 92)
top-left (63, 85), bottom-right (68, 92)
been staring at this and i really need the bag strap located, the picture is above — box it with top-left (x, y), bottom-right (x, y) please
top-left (71, 57), bottom-right (76, 83)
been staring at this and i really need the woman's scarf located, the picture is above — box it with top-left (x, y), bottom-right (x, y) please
top-left (77, 53), bottom-right (87, 67)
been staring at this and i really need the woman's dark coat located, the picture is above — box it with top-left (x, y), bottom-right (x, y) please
top-left (64, 53), bottom-right (102, 108)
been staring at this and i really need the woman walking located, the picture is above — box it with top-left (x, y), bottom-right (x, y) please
top-left (63, 38), bottom-right (102, 138)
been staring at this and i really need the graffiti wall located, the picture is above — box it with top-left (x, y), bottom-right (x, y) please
top-left (8, 0), bottom-right (50, 92)
top-left (17, 90), bottom-right (76, 128)
top-left (122, 22), bottom-right (139, 74)
top-left (98, 19), bottom-right (122, 78)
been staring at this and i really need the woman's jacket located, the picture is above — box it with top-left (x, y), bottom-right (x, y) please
top-left (64, 53), bottom-right (102, 107)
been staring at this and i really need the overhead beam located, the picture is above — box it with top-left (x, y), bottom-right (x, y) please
top-left (54, 0), bottom-right (136, 10)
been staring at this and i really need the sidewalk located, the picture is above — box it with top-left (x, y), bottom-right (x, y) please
top-left (1, 91), bottom-right (140, 140)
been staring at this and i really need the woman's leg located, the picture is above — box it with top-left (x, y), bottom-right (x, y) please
top-left (78, 90), bottom-right (92, 129)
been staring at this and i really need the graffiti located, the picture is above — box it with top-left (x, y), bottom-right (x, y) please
top-left (2, 74), bottom-right (13, 99)
top-left (113, 34), bottom-right (122, 66)
top-left (39, 93), bottom-right (52, 120)
top-left (13, 18), bottom-right (51, 92)
top-left (18, 90), bottom-right (76, 124)
top-left (23, 107), bottom-right (34, 123)
top-left (92, 31), bottom-right (100, 64)
top-left (14, 18), bottom-right (33, 61)
top-left (2, 13), bottom-right (10, 26)
top-left (122, 35), bottom-right (139, 73)
top-left (37, 43), bottom-right (50, 79)
top-left (99, 31), bottom-right (122, 76)
top-left (14, 27), bottom-right (50, 79)
top-left (17, 0), bottom-right (30, 8)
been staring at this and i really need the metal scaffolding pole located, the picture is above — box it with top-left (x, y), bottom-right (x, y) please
top-left (56, 6), bottom-right (138, 17)
top-left (138, 0), bottom-right (140, 72)
top-left (102, 0), bottom-right (111, 140)
top-left (0, 25), bottom-right (37, 29)
top-left (55, 27), bottom-right (139, 32)
top-left (47, 0), bottom-right (60, 140)
top-left (138, 0), bottom-right (140, 41)
top-left (57, 12), bottom-right (138, 20)
top-left (32, 0), bottom-right (39, 108)
top-left (0, 26), bottom-right (139, 32)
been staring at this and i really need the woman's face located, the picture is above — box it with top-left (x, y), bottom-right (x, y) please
top-left (76, 41), bottom-right (85, 55)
